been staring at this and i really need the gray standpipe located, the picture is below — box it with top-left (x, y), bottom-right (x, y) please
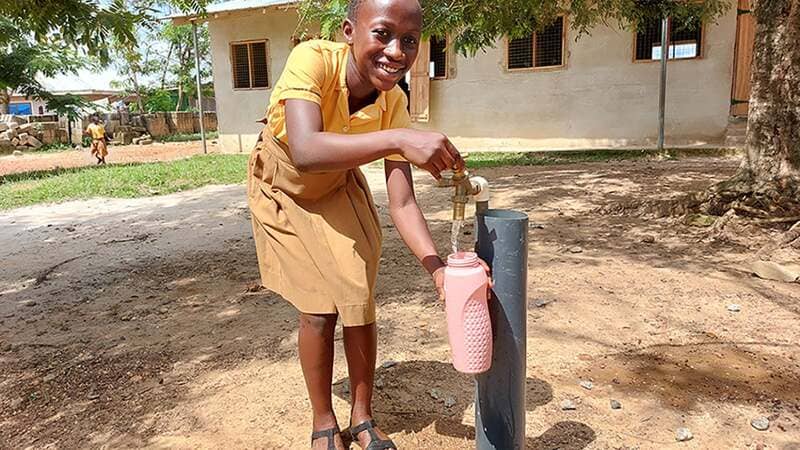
top-left (475, 209), bottom-right (529, 449)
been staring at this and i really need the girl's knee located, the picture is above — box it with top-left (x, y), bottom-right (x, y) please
top-left (300, 313), bottom-right (338, 335)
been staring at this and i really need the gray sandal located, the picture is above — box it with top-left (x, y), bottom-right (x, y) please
top-left (348, 419), bottom-right (396, 450)
top-left (311, 425), bottom-right (343, 450)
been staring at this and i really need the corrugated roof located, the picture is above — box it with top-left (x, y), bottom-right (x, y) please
top-left (169, 0), bottom-right (295, 21)
top-left (207, 0), bottom-right (294, 14)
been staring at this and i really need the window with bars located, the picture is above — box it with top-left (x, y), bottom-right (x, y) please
top-left (507, 16), bottom-right (565, 70)
top-left (430, 35), bottom-right (448, 79)
top-left (635, 17), bottom-right (703, 61)
top-left (231, 40), bottom-right (270, 89)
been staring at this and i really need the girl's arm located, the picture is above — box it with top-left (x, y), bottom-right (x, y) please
top-left (384, 159), bottom-right (447, 299)
top-left (285, 99), bottom-right (463, 179)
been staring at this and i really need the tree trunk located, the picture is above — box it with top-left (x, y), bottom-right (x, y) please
top-left (131, 72), bottom-right (145, 113)
top-left (161, 43), bottom-right (174, 89)
top-left (175, 83), bottom-right (184, 112)
top-left (704, 0), bottom-right (800, 217)
top-left (742, 0), bottom-right (800, 192)
top-left (0, 88), bottom-right (10, 114)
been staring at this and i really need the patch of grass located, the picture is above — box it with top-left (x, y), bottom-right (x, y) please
top-left (1, 147), bottom-right (737, 210)
top-left (0, 154), bottom-right (248, 210)
top-left (369, 148), bottom-right (736, 170)
top-left (156, 131), bottom-right (219, 143)
top-left (463, 148), bottom-right (738, 169)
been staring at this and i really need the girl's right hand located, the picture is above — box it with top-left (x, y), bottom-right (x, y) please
top-left (398, 130), bottom-right (465, 179)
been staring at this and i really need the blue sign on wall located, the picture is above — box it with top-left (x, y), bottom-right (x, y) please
top-left (9, 103), bottom-right (32, 115)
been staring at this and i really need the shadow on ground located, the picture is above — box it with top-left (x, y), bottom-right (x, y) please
top-left (333, 360), bottom-right (595, 449)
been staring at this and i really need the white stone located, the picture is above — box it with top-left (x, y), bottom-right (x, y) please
top-left (751, 417), bottom-right (770, 431)
top-left (675, 427), bottom-right (693, 442)
top-left (560, 399), bottom-right (577, 410)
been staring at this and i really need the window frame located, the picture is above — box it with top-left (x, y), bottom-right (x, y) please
top-left (429, 35), bottom-right (450, 80)
top-left (632, 18), bottom-right (706, 64)
top-left (504, 15), bottom-right (569, 73)
top-left (230, 39), bottom-right (271, 90)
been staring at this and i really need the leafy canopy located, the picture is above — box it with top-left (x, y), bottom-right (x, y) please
top-left (298, 0), bottom-right (730, 55)
top-left (0, 0), bottom-right (210, 63)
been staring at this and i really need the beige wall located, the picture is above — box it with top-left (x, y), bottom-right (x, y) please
top-left (208, 8), bottom-right (301, 153)
top-left (209, 7), bottom-right (737, 151)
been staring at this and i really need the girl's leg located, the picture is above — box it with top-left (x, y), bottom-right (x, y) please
top-left (342, 323), bottom-right (391, 445)
top-left (298, 313), bottom-right (345, 449)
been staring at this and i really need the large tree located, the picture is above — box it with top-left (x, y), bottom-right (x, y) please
top-left (718, 0), bottom-right (799, 218)
top-left (0, 18), bottom-right (87, 114)
top-left (300, 0), bottom-right (798, 219)
top-left (157, 23), bottom-right (212, 112)
top-left (0, 0), bottom-right (209, 113)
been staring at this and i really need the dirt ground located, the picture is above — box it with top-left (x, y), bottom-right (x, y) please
top-left (0, 141), bottom-right (219, 176)
top-left (1, 155), bottom-right (799, 449)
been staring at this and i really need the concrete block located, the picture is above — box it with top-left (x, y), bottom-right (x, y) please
top-left (144, 113), bottom-right (169, 137)
top-left (107, 119), bottom-right (121, 134)
top-left (0, 130), bottom-right (14, 140)
top-left (17, 132), bottom-right (29, 140)
top-left (115, 132), bottom-right (134, 145)
top-left (26, 136), bottom-right (43, 148)
top-left (169, 112), bottom-right (194, 134)
top-left (7, 121), bottom-right (19, 130)
top-left (19, 123), bottom-right (34, 133)
top-left (29, 114), bottom-right (58, 123)
top-left (0, 114), bottom-right (26, 125)
top-left (0, 122), bottom-right (7, 132)
top-left (11, 137), bottom-right (20, 146)
top-left (193, 112), bottom-right (218, 133)
top-left (41, 129), bottom-right (58, 145)
top-left (9, 115), bottom-right (27, 125)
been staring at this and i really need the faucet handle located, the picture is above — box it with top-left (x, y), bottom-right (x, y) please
top-left (437, 170), bottom-right (457, 187)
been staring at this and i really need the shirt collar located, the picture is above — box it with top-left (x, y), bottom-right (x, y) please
top-left (337, 45), bottom-right (388, 112)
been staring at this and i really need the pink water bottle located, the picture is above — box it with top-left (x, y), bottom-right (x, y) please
top-left (444, 252), bottom-right (492, 374)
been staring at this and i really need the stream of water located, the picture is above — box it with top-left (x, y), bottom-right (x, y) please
top-left (450, 219), bottom-right (463, 255)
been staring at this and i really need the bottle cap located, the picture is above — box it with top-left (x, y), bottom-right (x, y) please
top-left (447, 251), bottom-right (479, 268)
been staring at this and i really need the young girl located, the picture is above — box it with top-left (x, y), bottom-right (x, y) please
top-left (247, 0), bottom-right (485, 447)
top-left (85, 116), bottom-right (108, 165)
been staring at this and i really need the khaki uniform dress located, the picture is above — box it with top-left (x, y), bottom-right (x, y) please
top-left (248, 40), bottom-right (411, 327)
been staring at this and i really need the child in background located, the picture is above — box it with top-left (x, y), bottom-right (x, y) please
top-left (85, 116), bottom-right (108, 165)
top-left (247, 0), bottom-right (488, 448)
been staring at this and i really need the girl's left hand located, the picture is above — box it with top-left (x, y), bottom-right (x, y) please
top-left (433, 266), bottom-right (446, 301)
top-left (432, 259), bottom-right (493, 302)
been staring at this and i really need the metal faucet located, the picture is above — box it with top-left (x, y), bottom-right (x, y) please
top-left (440, 169), bottom-right (491, 220)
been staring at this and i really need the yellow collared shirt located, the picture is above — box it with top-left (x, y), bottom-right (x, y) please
top-left (87, 123), bottom-right (106, 140)
top-left (267, 40), bottom-right (410, 161)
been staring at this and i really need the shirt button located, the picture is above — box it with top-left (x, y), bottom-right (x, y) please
top-left (343, 126), bottom-right (349, 132)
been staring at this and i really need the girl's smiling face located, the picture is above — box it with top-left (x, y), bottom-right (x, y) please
top-left (343, 0), bottom-right (422, 93)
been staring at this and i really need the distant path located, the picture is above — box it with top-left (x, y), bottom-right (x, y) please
top-left (0, 141), bottom-right (223, 176)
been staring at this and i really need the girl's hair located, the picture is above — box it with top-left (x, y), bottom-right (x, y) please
top-left (347, 0), bottom-right (364, 22)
